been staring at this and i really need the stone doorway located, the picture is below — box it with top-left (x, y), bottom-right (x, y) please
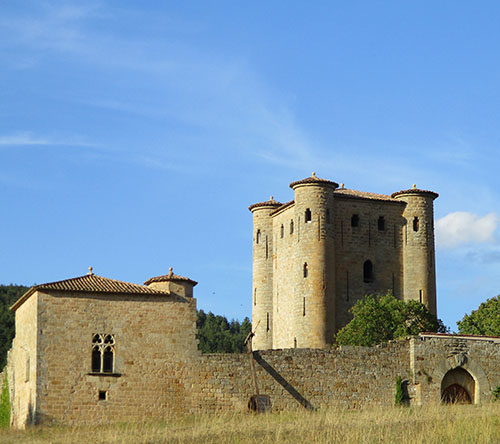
top-left (441, 367), bottom-right (475, 404)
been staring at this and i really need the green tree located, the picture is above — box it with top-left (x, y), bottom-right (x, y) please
top-left (335, 292), bottom-right (447, 347)
top-left (457, 295), bottom-right (500, 335)
top-left (0, 285), bottom-right (29, 369)
top-left (196, 309), bottom-right (251, 353)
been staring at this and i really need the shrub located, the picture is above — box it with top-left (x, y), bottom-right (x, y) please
top-left (0, 372), bottom-right (10, 428)
top-left (395, 376), bottom-right (404, 406)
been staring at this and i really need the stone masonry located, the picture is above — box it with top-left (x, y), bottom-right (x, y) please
top-left (249, 174), bottom-right (438, 350)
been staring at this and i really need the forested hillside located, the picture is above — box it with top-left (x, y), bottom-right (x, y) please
top-left (0, 285), bottom-right (28, 369)
top-left (0, 285), bottom-right (251, 369)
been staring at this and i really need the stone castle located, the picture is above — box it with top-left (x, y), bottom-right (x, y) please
top-left (250, 174), bottom-right (438, 349)
top-left (4, 174), bottom-right (500, 429)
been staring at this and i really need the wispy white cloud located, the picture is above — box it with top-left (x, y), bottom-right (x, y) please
top-left (436, 211), bottom-right (498, 248)
top-left (0, 132), bottom-right (99, 148)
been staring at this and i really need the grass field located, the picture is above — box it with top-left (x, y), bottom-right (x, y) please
top-left (1, 403), bottom-right (500, 444)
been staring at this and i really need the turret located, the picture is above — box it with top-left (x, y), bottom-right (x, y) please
top-left (392, 185), bottom-right (438, 315)
top-left (290, 173), bottom-right (338, 348)
top-left (144, 268), bottom-right (197, 298)
top-left (249, 197), bottom-right (282, 350)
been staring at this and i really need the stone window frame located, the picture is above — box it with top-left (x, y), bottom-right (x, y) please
top-left (91, 333), bottom-right (116, 375)
top-left (256, 229), bottom-right (261, 244)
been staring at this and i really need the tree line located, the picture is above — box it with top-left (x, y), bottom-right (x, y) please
top-left (1, 283), bottom-right (500, 367)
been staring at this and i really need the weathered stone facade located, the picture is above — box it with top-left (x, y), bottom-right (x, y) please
top-left (249, 174), bottom-right (438, 350)
top-left (6, 271), bottom-right (500, 428)
top-left (5, 177), bottom-right (500, 429)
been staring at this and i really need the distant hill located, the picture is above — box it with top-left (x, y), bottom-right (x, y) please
top-left (0, 285), bottom-right (29, 369)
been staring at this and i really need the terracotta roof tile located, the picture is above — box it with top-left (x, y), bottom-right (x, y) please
top-left (334, 188), bottom-right (404, 203)
top-left (11, 273), bottom-right (172, 311)
top-left (144, 268), bottom-right (198, 286)
top-left (270, 200), bottom-right (295, 216)
top-left (391, 188), bottom-right (439, 199)
top-left (248, 197), bottom-right (283, 212)
top-left (289, 173), bottom-right (339, 189)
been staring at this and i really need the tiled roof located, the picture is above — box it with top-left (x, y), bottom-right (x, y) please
top-left (289, 174), bottom-right (339, 189)
top-left (270, 200), bottom-right (295, 216)
top-left (11, 273), bottom-right (171, 311)
top-left (144, 268), bottom-right (198, 286)
top-left (248, 197), bottom-right (283, 212)
top-left (391, 188), bottom-right (439, 199)
top-left (334, 188), bottom-right (404, 203)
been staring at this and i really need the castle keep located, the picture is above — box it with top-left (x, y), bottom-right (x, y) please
top-left (5, 174), bottom-right (500, 429)
top-left (249, 174), bottom-right (438, 350)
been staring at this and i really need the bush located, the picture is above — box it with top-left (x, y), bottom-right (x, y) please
top-left (0, 372), bottom-right (10, 428)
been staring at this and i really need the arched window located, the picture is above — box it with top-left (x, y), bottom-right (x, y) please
top-left (378, 216), bottom-right (385, 231)
top-left (351, 214), bottom-right (359, 228)
top-left (280, 224), bottom-right (284, 238)
top-left (290, 219), bottom-right (294, 234)
top-left (413, 217), bottom-right (419, 232)
top-left (91, 333), bottom-right (115, 373)
top-left (305, 208), bottom-right (312, 223)
top-left (256, 229), bottom-right (261, 244)
top-left (303, 263), bottom-right (309, 278)
top-left (363, 260), bottom-right (374, 283)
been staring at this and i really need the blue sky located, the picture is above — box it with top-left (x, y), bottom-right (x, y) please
top-left (1, 1), bottom-right (500, 331)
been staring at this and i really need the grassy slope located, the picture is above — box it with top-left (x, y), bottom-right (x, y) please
top-left (0, 404), bottom-right (499, 443)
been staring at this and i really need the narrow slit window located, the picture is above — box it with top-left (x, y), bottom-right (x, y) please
top-left (266, 312), bottom-right (270, 332)
top-left (378, 216), bottom-right (385, 231)
top-left (419, 289), bottom-right (423, 303)
top-left (326, 208), bottom-right (330, 224)
top-left (256, 229), bottom-right (261, 244)
top-left (254, 288), bottom-right (257, 306)
top-left (290, 220), bottom-right (294, 234)
top-left (413, 217), bottom-right (419, 232)
top-left (303, 263), bottom-right (308, 278)
top-left (363, 260), bottom-right (374, 283)
top-left (303, 297), bottom-right (306, 316)
top-left (305, 208), bottom-right (312, 223)
top-left (351, 214), bottom-right (359, 228)
top-left (280, 224), bottom-right (284, 238)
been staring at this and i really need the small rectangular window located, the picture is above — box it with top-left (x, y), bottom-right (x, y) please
top-left (378, 216), bottom-right (385, 231)
top-left (351, 214), bottom-right (359, 228)
top-left (305, 209), bottom-right (312, 223)
top-left (98, 390), bottom-right (107, 401)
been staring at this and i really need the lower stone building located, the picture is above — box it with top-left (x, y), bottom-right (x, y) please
top-left (5, 268), bottom-right (500, 428)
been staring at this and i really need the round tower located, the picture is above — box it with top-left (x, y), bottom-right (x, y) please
top-left (249, 197), bottom-right (282, 350)
top-left (290, 173), bottom-right (338, 348)
top-left (392, 186), bottom-right (438, 315)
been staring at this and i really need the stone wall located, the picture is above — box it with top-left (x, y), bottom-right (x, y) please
top-left (251, 179), bottom-right (439, 350)
top-left (8, 292), bottom-right (38, 428)
top-left (11, 290), bottom-right (198, 426)
top-left (410, 335), bottom-right (500, 405)
top-left (192, 341), bottom-right (411, 412)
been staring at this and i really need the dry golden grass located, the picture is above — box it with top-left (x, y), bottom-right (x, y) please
top-left (1, 403), bottom-right (500, 444)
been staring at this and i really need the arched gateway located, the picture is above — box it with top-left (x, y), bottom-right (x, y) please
top-left (441, 367), bottom-right (475, 404)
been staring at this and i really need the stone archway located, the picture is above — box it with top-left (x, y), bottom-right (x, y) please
top-left (441, 367), bottom-right (475, 404)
